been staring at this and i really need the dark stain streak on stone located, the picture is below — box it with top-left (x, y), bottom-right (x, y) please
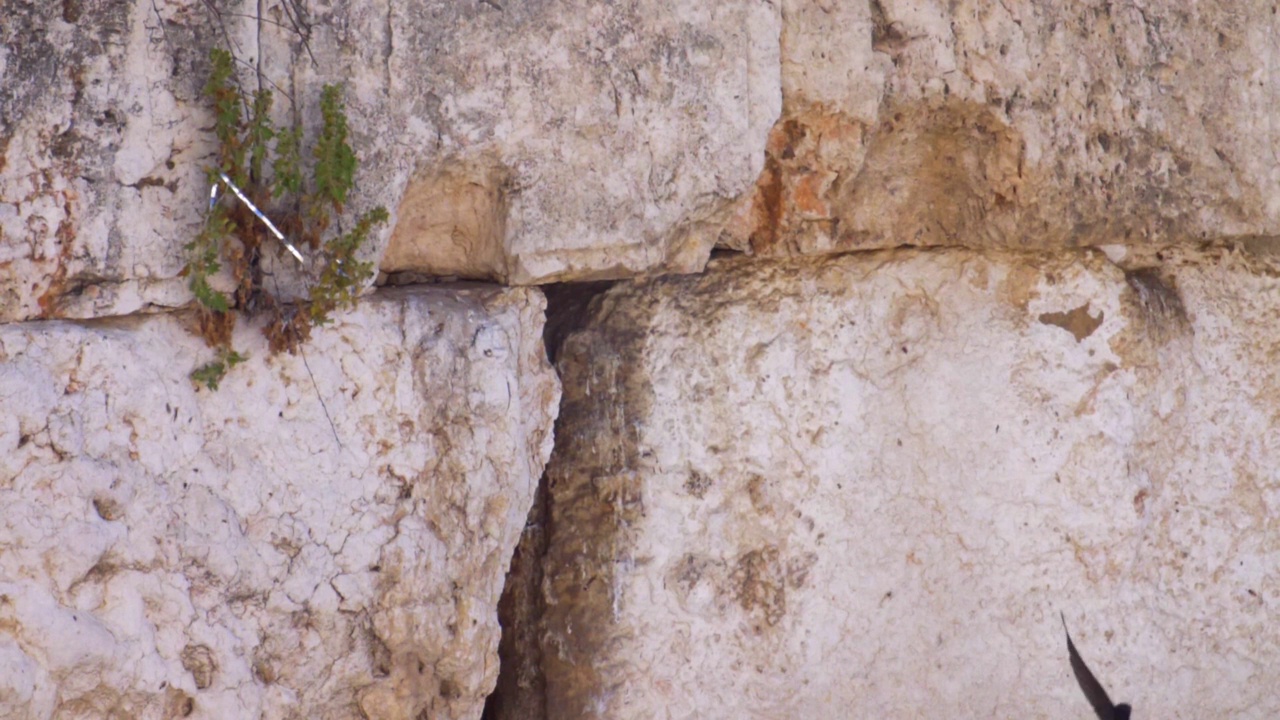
top-left (1124, 268), bottom-right (1188, 328)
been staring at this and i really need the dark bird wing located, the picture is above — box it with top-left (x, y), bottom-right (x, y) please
top-left (1061, 613), bottom-right (1128, 720)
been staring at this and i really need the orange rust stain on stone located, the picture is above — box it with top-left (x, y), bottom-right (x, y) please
top-left (729, 99), bottom-right (1026, 256)
top-left (791, 171), bottom-right (832, 217)
top-left (743, 118), bottom-right (808, 253)
top-left (741, 109), bottom-right (863, 254)
top-left (36, 188), bottom-right (79, 319)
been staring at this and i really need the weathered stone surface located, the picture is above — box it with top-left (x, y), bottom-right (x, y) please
top-left (483, 481), bottom-right (548, 720)
top-left (9, 0), bottom-right (1280, 321)
top-left (483, 282), bottom-right (612, 720)
top-left (0, 0), bottom-right (779, 322)
top-left (542, 248), bottom-right (1280, 718)
top-left (383, 156), bottom-right (511, 281)
top-left (382, 1), bottom-right (779, 285)
top-left (0, 285), bottom-right (559, 719)
top-left (724, 0), bottom-right (1280, 255)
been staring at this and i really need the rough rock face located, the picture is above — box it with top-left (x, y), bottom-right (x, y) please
top-left (542, 249), bottom-right (1280, 719)
top-left (9, 0), bottom-right (1277, 323)
top-left (0, 0), bottom-right (779, 322)
top-left (0, 286), bottom-right (558, 720)
top-left (724, 0), bottom-right (1280, 255)
top-left (382, 1), bottom-right (779, 285)
top-left (9, 2), bottom-right (1280, 719)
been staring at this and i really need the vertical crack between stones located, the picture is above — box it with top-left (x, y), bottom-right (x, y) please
top-left (481, 280), bottom-right (617, 720)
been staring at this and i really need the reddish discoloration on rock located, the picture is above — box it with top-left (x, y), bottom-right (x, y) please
top-left (35, 187), bottom-right (80, 319)
top-left (728, 100), bottom-right (1026, 257)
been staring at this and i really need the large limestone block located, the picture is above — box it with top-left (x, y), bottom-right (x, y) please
top-left (0, 286), bottom-right (559, 719)
top-left (727, 0), bottom-right (1280, 254)
top-left (383, 1), bottom-right (779, 285)
top-left (0, 0), bottom-right (779, 322)
top-left (543, 248), bottom-right (1280, 718)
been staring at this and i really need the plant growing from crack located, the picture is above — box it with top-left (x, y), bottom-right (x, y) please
top-left (189, 347), bottom-right (247, 391)
top-left (183, 47), bottom-right (387, 389)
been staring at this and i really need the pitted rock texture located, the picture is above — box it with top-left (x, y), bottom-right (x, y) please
top-left (383, 1), bottom-right (779, 285)
top-left (541, 248), bottom-right (1280, 719)
top-left (10, 0), bottom-right (1278, 324)
top-left (723, 0), bottom-right (1280, 255)
top-left (0, 286), bottom-right (559, 720)
top-left (0, 0), bottom-right (779, 322)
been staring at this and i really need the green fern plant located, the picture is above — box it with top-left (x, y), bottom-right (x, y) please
top-left (312, 85), bottom-right (358, 213)
top-left (182, 204), bottom-right (232, 314)
top-left (190, 348), bottom-right (248, 391)
top-left (183, 47), bottom-right (387, 389)
top-left (311, 206), bottom-right (387, 324)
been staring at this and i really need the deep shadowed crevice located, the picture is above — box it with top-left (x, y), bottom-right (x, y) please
top-left (481, 279), bottom-right (617, 720)
top-left (540, 280), bottom-right (616, 365)
top-left (481, 475), bottom-right (548, 720)
top-left (708, 246), bottom-right (745, 263)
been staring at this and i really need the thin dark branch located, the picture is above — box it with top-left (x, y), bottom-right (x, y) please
top-left (200, 0), bottom-right (243, 58)
top-left (264, 267), bottom-right (340, 452)
top-left (212, 12), bottom-right (296, 32)
top-left (200, 0), bottom-right (250, 116)
top-left (255, 0), bottom-right (265, 96)
top-left (149, 0), bottom-right (174, 48)
top-left (230, 55), bottom-right (297, 107)
top-left (298, 340), bottom-right (343, 450)
top-left (279, 0), bottom-right (319, 68)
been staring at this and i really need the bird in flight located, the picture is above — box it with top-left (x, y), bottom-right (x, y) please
top-left (1061, 613), bottom-right (1131, 720)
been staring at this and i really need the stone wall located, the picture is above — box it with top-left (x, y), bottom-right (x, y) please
top-left (4, 1), bottom-right (1280, 719)
top-left (0, 287), bottom-right (558, 719)
top-left (538, 248), bottom-right (1280, 718)
top-left (728, 0), bottom-right (1280, 256)
top-left (1, 0), bottom-right (778, 323)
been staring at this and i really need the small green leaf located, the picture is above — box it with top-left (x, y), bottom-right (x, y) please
top-left (189, 348), bottom-right (248, 391)
top-left (308, 205), bottom-right (386, 324)
top-left (185, 204), bottom-right (234, 312)
top-left (190, 361), bottom-right (226, 390)
top-left (190, 274), bottom-right (230, 313)
top-left (204, 48), bottom-right (246, 183)
top-left (248, 89), bottom-right (275, 183)
top-left (312, 84), bottom-right (358, 212)
top-left (272, 125), bottom-right (303, 198)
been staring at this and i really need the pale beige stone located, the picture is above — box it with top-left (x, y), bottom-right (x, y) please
top-left (541, 248), bottom-right (1280, 719)
top-left (727, 0), bottom-right (1280, 256)
top-left (10, 0), bottom-right (1275, 320)
top-left (0, 286), bottom-right (559, 720)
top-left (382, 156), bottom-right (511, 280)
top-left (0, 0), bottom-right (780, 322)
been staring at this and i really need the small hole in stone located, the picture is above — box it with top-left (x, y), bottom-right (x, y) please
top-left (92, 496), bottom-right (122, 521)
